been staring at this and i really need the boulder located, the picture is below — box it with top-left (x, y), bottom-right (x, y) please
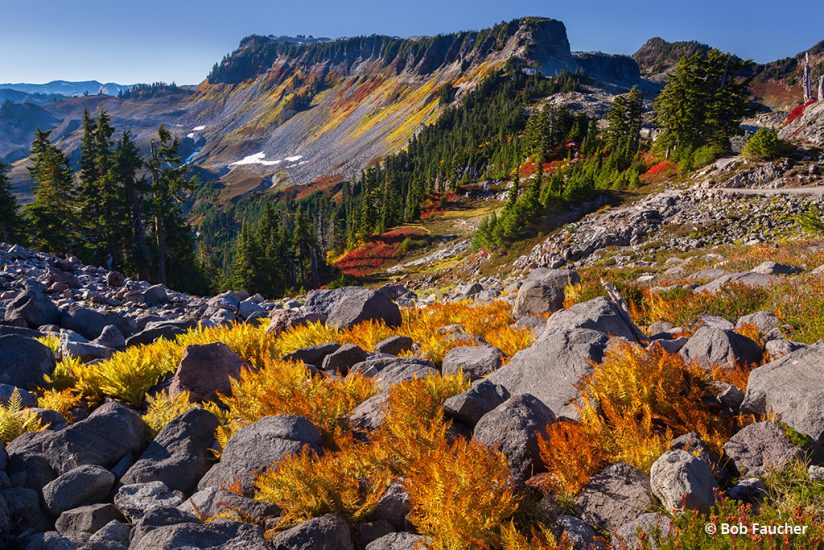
top-left (350, 393), bottom-right (389, 432)
top-left (7, 401), bottom-right (148, 475)
top-left (365, 532), bottom-right (427, 550)
top-left (321, 344), bottom-right (368, 373)
top-left (178, 487), bottom-right (280, 524)
top-left (269, 514), bottom-right (353, 550)
top-left (726, 478), bottom-right (768, 504)
top-left (42, 465), bottom-right (116, 516)
top-left (473, 394), bottom-right (555, 484)
top-left (325, 287), bottom-right (402, 329)
top-left (736, 311), bottom-right (783, 341)
top-left (485, 328), bottom-right (609, 418)
top-left (114, 482), bottom-right (184, 522)
top-left (122, 408), bottom-right (219, 494)
top-left (143, 285), bottom-right (168, 306)
top-left (443, 380), bottom-right (510, 426)
top-left (283, 342), bottom-right (341, 367)
top-left (169, 343), bottom-right (244, 402)
top-left (741, 343), bottom-right (824, 444)
top-left (364, 482), bottom-right (410, 531)
top-left (679, 326), bottom-right (762, 369)
top-left (125, 325), bottom-right (185, 347)
top-left (575, 463), bottom-right (652, 532)
top-left (55, 503), bottom-right (121, 535)
top-left (751, 261), bottom-right (801, 276)
top-left (695, 272), bottom-right (776, 294)
top-left (612, 512), bottom-right (672, 550)
top-left (723, 422), bottom-right (806, 477)
top-left (374, 335), bottom-right (413, 356)
top-left (93, 325), bottom-right (126, 350)
top-left (265, 309), bottom-right (326, 337)
top-left (4, 286), bottom-right (61, 328)
top-left (513, 280), bottom-right (564, 319)
top-left (84, 519), bottom-right (131, 549)
top-left (351, 357), bottom-right (439, 390)
top-left (650, 450), bottom-right (716, 514)
top-left (543, 297), bottom-right (641, 341)
top-left (131, 519), bottom-right (267, 550)
top-left (60, 338), bottom-right (113, 362)
top-left (128, 506), bottom-right (196, 547)
top-left (0, 335), bottom-right (56, 388)
top-left (198, 415), bottom-right (322, 496)
top-left (60, 308), bottom-right (107, 340)
top-left (441, 345), bottom-right (502, 380)
top-left (554, 515), bottom-right (603, 549)
top-left (2, 486), bottom-right (52, 533)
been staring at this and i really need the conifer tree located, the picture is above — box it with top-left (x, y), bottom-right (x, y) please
top-left (24, 130), bottom-right (78, 253)
top-left (0, 163), bottom-right (21, 243)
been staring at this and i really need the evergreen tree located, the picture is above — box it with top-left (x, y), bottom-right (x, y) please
top-left (0, 163), bottom-right (21, 242)
top-left (654, 50), bottom-right (750, 156)
top-left (145, 126), bottom-right (197, 287)
top-left (292, 203), bottom-right (318, 290)
top-left (24, 130), bottom-right (78, 253)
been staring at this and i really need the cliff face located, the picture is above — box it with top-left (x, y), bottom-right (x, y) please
top-left (186, 17), bottom-right (640, 196)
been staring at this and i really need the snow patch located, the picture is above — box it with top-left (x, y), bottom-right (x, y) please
top-left (192, 125), bottom-right (206, 131)
top-left (230, 152), bottom-right (282, 167)
top-left (186, 133), bottom-right (195, 139)
top-left (230, 153), bottom-right (305, 167)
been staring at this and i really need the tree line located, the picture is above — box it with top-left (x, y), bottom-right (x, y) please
top-left (1, 110), bottom-right (208, 293)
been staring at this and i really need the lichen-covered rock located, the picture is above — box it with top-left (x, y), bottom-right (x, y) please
top-left (650, 450), bottom-right (716, 514)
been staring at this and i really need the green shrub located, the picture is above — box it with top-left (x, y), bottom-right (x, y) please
top-left (741, 127), bottom-right (792, 160)
top-left (691, 143), bottom-right (728, 168)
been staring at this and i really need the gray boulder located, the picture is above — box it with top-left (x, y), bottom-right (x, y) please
top-left (93, 325), bottom-right (126, 350)
top-left (0, 335), bottom-right (56, 388)
top-left (42, 465), bottom-right (115, 516)
top-left (265, 309), bottom-right (326, 337)
top-left (364, 482), bottom-right (410, 531)
top-left (125, 325), bottom-right (185, 347)
top-left (2, 486), bottom-right (52, 533)
top-left (169, 343), bottom-right (244, 402)
top-left (365, 532), bottom-right (426, 550)
top-left (441, 345), bottom-right (502, 380)
top-left (473, 394), bottom-right (555, 484)
top-left (736, 311), bottom-right (783, 341)
top-left (84, 519), bottom-right (130, 549)
top-left (350, 393), bottom-right (389, 432)
top-left (612, 512), bottom-right (671, 550)
top-left (269, 514), bottom-right (353, 550)
top-left (198, 415), bottom-right (322, 496)
top-left (321, 344), bottom-right (368, 373)
top-left (60, 338), bottom-right (113, 362)
top-left (114, 482), bottom-right (183, 522)
top-left (122, 408), bottom-right (219, 494)
top-left (650, 450), bottom-right (716, 514)
top-left (575, 463), bottom-right (652, 532)
top-left (554, 515), bottom-right (604, 549)
top-left (325, 287), bottom-right (402, 329)
top-left (742, 343), bottom-right (824, 444)
top-left (178, 487), bottom-right (280, 524)
top-left (55, 503), bottom-right (121, 535)
top-left (4, 286), bottom-right (61, 328)
top-left (513, 280), bottom-right (564, 319)
top-left (131, 519), bottom-right (267, 550)
top-left (143, 285), bottom-right (168, 306)
top-left (283, 342), bottom-right (341, 367)
top-left (726, 478), bottom-right (768, 504)
top-left (694, 272), bottom-right (776, 294)
top-left (443, 380), bottom-right (510, 426)
top-left (543, 297), bottom-right (641, 341)
top-left (751, 261), bottom-right (801, 276)
top-left (723, 422), bottom-right (806, 477)
top-left (679, 326), bottom-right (762, 369)
top-left (8, 401), bottom-right (147, 475)
top-left (374, 336), bottom-right (413, 356)
top-left (350, 357), bottom-right (438, 391)
top-left (486, 328), bottom-right (609, 418)
top-left (60, 308), bottom-right (107, 340)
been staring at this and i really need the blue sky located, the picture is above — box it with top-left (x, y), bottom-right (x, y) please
top-left (1, 0), bottom-right (822, 84)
